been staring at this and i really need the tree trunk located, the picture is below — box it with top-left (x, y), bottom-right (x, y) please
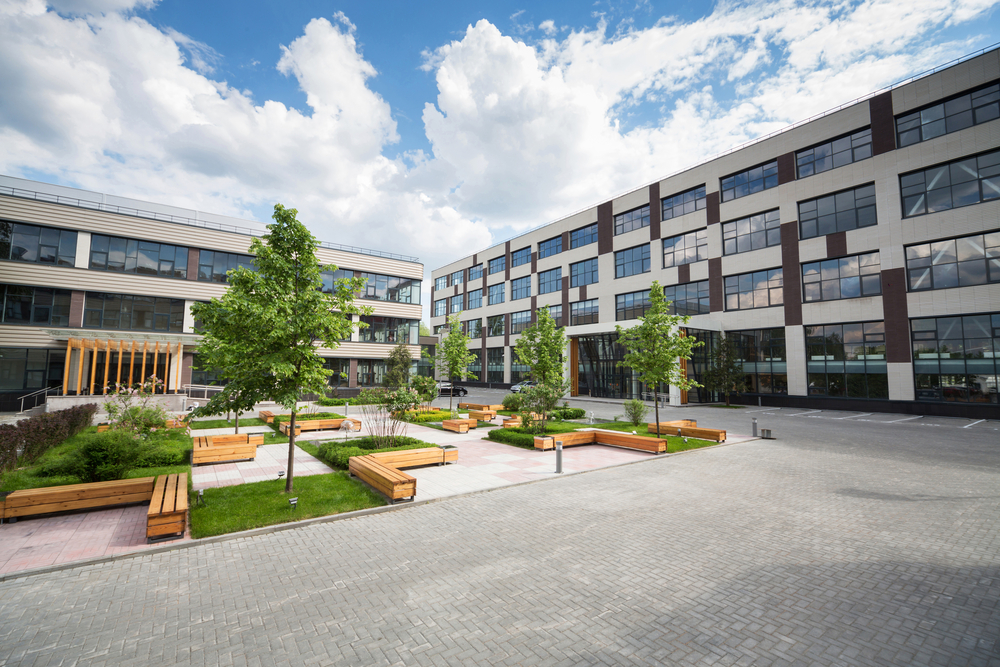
top-left (286, 409), bottom-right (296, 493)
top-left (235, 411), bottom-right (240, 434)
top-left (725, 389), bottom-right (731, 407)
top-left (653, 388), bottom-right (660, 437)
top-left (449, 385), bottom-right (454, 413)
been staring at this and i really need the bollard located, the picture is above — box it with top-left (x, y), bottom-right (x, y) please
top-left (752, 417), bottom-right (758, 437)
top-left (556, 440), bottom-right (563, 474)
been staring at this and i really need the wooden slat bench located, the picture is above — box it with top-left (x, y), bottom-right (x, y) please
top-left (349, 447), bottom-right (459, 503)
top-left (442, 418), bottom-right (475, 433)
top-left (278, 418), bottom-right (361, 436)
top-left (458, 403), bottom-right (504, 412)
top-left (533, 430), bottom-right (667, 454)
top-left (468, 409), bottom-right (497, 421)
top-left (369, 447), bottom-right (458, 468)
top-left (501, 413), bottom-right (543, 428)
top-left (648, 421), bottom-right (727, 442)
top-left (1, 477), bottom-right (157, 522)
top-left (192, 433), bottom-right (264, 465)
top-left (258, 410), bottom-right (276, 423)
top-left (147, 473), bottom-right (187, 542)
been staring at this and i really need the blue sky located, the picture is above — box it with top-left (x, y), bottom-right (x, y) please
top-left (2, 0), bottom-right (1000, 319)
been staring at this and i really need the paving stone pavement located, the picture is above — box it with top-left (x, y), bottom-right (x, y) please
top-left (1, 437), bottom-right (999, 666)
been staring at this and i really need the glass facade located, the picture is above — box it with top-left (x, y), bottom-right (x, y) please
top-left (802, 252), bottom-right (882, 302)
top-left (1, 222), bottom-right (76, 267)
top-left (510, 357), bottom-right (530, 384)
top-left (571, 223), bottom-right (598, 249)
top-left (721, 160), bottom-right (778, 202)
top-left (723, 210), bottom-right (780, 255)
top-left (487, 314), bottom-right (505, 337)
top-left (467, 349), bottom-right (482, 381)
top-left (912, 313), bottom-right (1000, 403)
top-left (900, 150), bottom-right (1000, 218)
top-left (323, 269), bottom-right (420, 304)
top-left (357, 359), bottom-right (386, 386)
top-left (796, 128), bottom-right (872, 178)
top-left (897, 82), bottom-right (1000, 147)
top-left (664, 282), bottom-right (711, 315)
top-left (0, 348), bottom-right (66, 394)
top-left (616, 290), bottom-right (650, 321)
top-left (83, 293), bottom-right (185, 333)
top-left (806, 322), bottom-right (888, 398)
top-left (576, 333), bottom-right (642, 399)
top-left (486, 347), bottom-right (504, 383)
top-left (728, 329), bottom-right (788, 394)
top-left (570, 258), bottom-right (598, 287)
top-left (661, 185), bottom-right (706, 221)
top-left (1, 284), bottom-right (71, 327)
top-left (465, 318), bottom-right (482, 339)
top-left (614, 206), bottom-right (650, 235)
top-left (905, 231), bottom-right (1000, 291)
top-left (798, 184), bottom-right (877, 239)
top-left (358, 316), bottom-right (419, 345)
top-left (724, 269), bottom-right (783, 310)
top-left (90, 235), bottom-right (188, 279)
top-left (198, 250), bottom-right (255, 283)
top-left (663, 229), bottom-right (708, 267)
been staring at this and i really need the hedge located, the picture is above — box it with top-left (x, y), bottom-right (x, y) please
top-left (0, 403), bottom-right (99, 473)
top-left (316, 436), bottom-right (435, 469)
top-left (551, 408), bottom-right (586, 420)
top-left (273, 412), bottom-right (346, 425)
top-left (486, 428), bottom-right (536, 448)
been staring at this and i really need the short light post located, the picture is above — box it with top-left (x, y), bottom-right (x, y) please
top-left (555, 440), bottom-right (563, 474)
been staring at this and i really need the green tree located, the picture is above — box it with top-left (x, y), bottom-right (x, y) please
top-left (410, 374), bottom-right (438, 409)
top-left (615, 281), bottom-right (703, 434)
top-left (191, 204), bottom-right (370, 492)
top-left (384, 341), bottom-right (412, 388)
top-left (419, 322), bottom-right (432, 337)
top-left (436, 313), bottom-right (476, 412)
top-left (514, 307), bottom-right (569, 429)
top-left (702, 335), bottom-right (747, 406)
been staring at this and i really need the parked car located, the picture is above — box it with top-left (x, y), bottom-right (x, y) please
top-left (510, 380), bottom-right (537, 393)
top-left (437, 382), bottom-right (468, 396)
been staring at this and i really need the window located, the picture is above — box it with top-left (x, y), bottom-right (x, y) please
top-left (511, 276), bottom-right (531, 300)
top-left (198, 250), bottom-right (255, 283)
top-left (546, 304), bottom-right (563, 327)
top-left (433, 324), bottom-right (446, 334)
top-left (900, 150), bottom-right (1000, 218)
top-left (469, 264), bottom-right (483, 281)
top-left (488, 283), bottom-right (505, 305)
top-left (803, 252), bottom-right (882, 302)
top-left (465, 318), bottom-right (482, 339)
top-left (90, 235), bottom-right (188, 279)
top-left (615, 244), bottom-right (650, 278)
top-left (356, 359), bottom-right (386, 387)
top-left (725, 269), bottom-right (783, 310)
top-left (329, 270), bottom-right (420, 304)
top-left (487, 314), bottom-right (505, 337)
top-left (1, 222), bottom-right (76, 267)
top-left (897, 82), bottom-right (1000, 148)
top-left (663, 229), bottom-right (708, 267)
top-left (723, 210), bottom-right (781, 255)
top-left (467, 288), bottom-right (483, 309)
top-left (727, 329), bottom-right (788, 394)
top-left (434, 299), bottom-right (447, 317)
top-left (83, 292), bottom-right (185, 332)
top-left (511, 310), bottom-right (532, 334)
top-left (489, 256), bottom-right (506, 274)
top-left (358, 316), bottom-right (419, 344)
top-left (486, 348), bottom-right (505, 383)
top-left (451, 270), bottom-right (463, 285)
top-left (0, 348), bottom-right (65, 392)
top-left (571, 299), bottom-right (599, 325)
top-left (1, 284), bottom-right (71, 327)
top-left (721, 160), bottom-right (778, 202)
top-left (905, 231), bottom-right (1000, 291)
top-left (664, 281), bottom-right (711, 316)
top-left (912, 312), bottom-right (1000, 403)
top-left (570, 258), bottom-right (599, 287)
top-left (661, 185), bottom-right (706, 221)
top-left (510, 357), bottom-right (531, 384)
top-left (614, 206), bottom-right (650, 235)
top-left (450, 294), bottom-right (463, 314)
top-left (435, 276), bottom-right (447, 291)
top-left (806, 322), bottom-right (887, 399)
top-left (466, 349), bottom-right (482, 381)
top-left (798, 184), bottom-right (877, 239)
top-left (571, 223), bottom-right (598, 249)
top-left (511, 247), bottom-right (531, 267)
top-left (538, 235), bottom-right (563, 258)
top-left (796, 128), bottom-right (872, 178)
top-left (538, 268), bottom-right (562, 294)
top-left (616, 290), bottom-right (649, 321)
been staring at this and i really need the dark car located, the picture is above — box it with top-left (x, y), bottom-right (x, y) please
top-left (437, 382), bottom-right (468, 396)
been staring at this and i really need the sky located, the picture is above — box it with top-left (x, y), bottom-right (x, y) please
top-left (1, 0), bottom-right (999, 321)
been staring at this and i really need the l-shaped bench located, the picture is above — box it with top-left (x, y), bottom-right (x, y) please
top-left (349, 447), bottom-right (458, 503)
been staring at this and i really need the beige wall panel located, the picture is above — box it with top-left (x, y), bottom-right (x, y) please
top-left (364, 301), bottom-right (423, 319)
top-left (887, 362), bottom-right (916, 401)
top-left (0, 326), bottom-right (61, 348)
top-left (906, 284), bottom-right (1000, 318)
top-left (315, 247), bottom-right (423, 280)
top-left (784, 325), bottom-right (808, 396)
top-left (797, 237), bottom-right (827, 263)
top-left (718, 187), bottom-right (782, 224)
top-left (611, 189), bottom-right (650, 215)
top-left (611, 232), bottom-right (651, 254)
top-left (3, 263), bottom-right (230, 300)
top-left (74, 231), bottom-right (91, 268)
top-left (802, 296), bottom-right (884, 326)
top-left (892, 52), bottom-right (1000, 114)
top-left (667, 210), bottom-right (710, 237)
top-left (721, 245), bottom-right (783, 276)
top-left (688, 260), bottom-right (710, 282)
top-left (317, 342), bottom-right (419, 359)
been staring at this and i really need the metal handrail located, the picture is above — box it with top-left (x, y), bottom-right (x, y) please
top-left (17, 386), bottom-right (60, 413)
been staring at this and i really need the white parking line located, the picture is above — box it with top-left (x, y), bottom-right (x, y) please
top-left (834, 413), bottom-right (871, 420)
top-left (745, 407), bottom-right (778, 413)
top-left (963, 419), bottom-right (985, 428)
top-left (787, 409), bottom-right (822, 417)
top-left (887, 416), bottom-right (922, 423)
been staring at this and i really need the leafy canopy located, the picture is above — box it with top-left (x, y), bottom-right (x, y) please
top-left (435, 313), bottom-right (476, 411)
top-left (702, 335), bottom-right (747, 406)
top-left (514, 307), bottom-right (566, 388)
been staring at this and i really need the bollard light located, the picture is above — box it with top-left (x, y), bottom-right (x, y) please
top-left (752, 417), bottom-right (758, 437)
top-left (555, 440), bottom-right (563, 474)
top-left (288, 497), bottom-right (298, 509)
top-left (197, 489), bottom-right (205, 506)
top-left (277, 470), bottom-right (285, 480)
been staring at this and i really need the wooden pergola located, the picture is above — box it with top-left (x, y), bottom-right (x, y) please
top-left (61, 338), bottom-right (183, 396)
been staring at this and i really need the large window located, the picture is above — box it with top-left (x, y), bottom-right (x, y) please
top-left (198, 250), bottom-right (255, 283)
top-left (488, 256), bottom-right (506, 275)
top-left (435, 276), bottom-right (447, 291)
top-left (547, 304), bottom-right (563, 327)
top-left (571, 223), bottom-right (598, 249)
top-left (615, 244), bottom-right (650, 278)
top-left (616, 291), bottom-right (649, 321)
top-left (451, 270), bottom-right (463, 285)
top-left (486, 348), bottom-right (505, 383)
top-left (511, 276), bottom-right (531, 300)
top-left (905, 231), bottom-right (1000, 292)
top-left (434, 299), bottom-right (447, 317)
top-left (538, 267), bottom-right (562, 294)
top-left (1, 222), bottom-right (76, 267)
top-left (1, 284), bottom-right (71, 327)
top-left (510, 357), bottom-right (530, 384)
top-left (0, 348), bottom-right (65, 393)
top-left (803, 252), bottom-right (882, 302)
top-left (467, 349), bottom-right (482, 381)
top-left (450, 294), bottom-right (463, 314)
top-left (724, 269), bottom-right (783, 311)
top-left (90, 235), bottom-right (188, 279)
top-left (798, 184), bottom-right (877, 239)
top-left (467, 288), bottom-right (483, 309)
top-left (570, 258), bottom-right (598, 287)
top-left (663, 229), bottom-right (708, 267)
top-left (538, 235), bottom-right (562, 258)
top-left (469, 264), bottom-right (483, 281)
top-left (661, 185), bottom-right (706, 221)
top-left (796, 128), bottom-right (872, 178)
top-left (358, 316), bottom-right (419, 345)
top-left (721, 160), bottom-right (778, 202)
top-left (488, 283), bottom-right (505, 305)
top-left (356, 359), bottom-right (386, 387)
top-left (900, 150), bottom-right (1000, 218)
top-left (465, 318), bottom-right (482, 339)
top-left (511, 310), bottom-right (532, 334)
top-left (664, 281), bottom-right (711, 316)
top-left (723, 210), bottom-right (780, 255)
top-left (326, 270), bottom-right (420, 304)
top-left (912, 313), bottom-right (999, 403)
top-left (83, 292), bottom-right (185, 332)
top-left (806, 322), bottom-right (887, 398)
top-left (614, 206), bottom-right (650, 235)
top-left (728, 329), bottom-right (787, 394)
top-left (897, 82), bottom-right (1000, 148)
top-left (511, 247), bottom-right (531, 267)
top-left (571, 299), bottom-right (599, 325)
top-left (487, 314), bottom-right (505, 337)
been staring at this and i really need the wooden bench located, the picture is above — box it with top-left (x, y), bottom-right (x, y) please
top-left (349, 447), bottom-right (458, 503)
top-left (2, 477), bottom-right (157, 522)
top-left (258, 410), bottom-right (276, 423)
top-left (369, 447), bottom-right (458, 468)
top-left (278, 418), bottom-right (361, 436)
top-left (147, 473), bottom-right (187, 542)
top-left (502, 412), bottom-right (543, 428)
top-left (648, 421), bottom-right (726, 442)
top-left (442, 418), bottom-right (476, 433)
top-left (192, 433), bottom-right (263, 464)
top-left (533, 430), bottom-right (667, 454)
top-left (458, 403), bottom-right (504, 412)
top-left (468, 409), bottom-right (497, 421)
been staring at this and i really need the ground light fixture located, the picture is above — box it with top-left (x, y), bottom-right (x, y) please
top-left (288, 497), bottom-right (298, 509)
top-left (197, 489), bottom-right (205, 506)
top-left (277, 470), bottom-right (285, 480)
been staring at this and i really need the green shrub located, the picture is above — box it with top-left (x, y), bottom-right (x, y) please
top-left (623, 399), bottom-right (648, 426)
top-left (486, 427), bottom-right (536, 448)
top-left (316, 396), bottom-right (347, 406)
top-left (273, 411), bottom-right (345, 424)
top-left (73, 431), bottom-right (143, 482)
top-left (551, 408), bottom-right (586, 420)
top-left (316, 436), bottom-right (433, 468)
top-left (409, 410), bottom-right (453, 423)
top-left (501, 393), bottom-right (524, 411)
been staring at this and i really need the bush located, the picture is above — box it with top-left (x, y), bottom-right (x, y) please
top-left (501, 393), bottom-right (524, 411)
top-left (273, 411), bottom-right (346, 424)
top-left (486, 427), bottom-right (536, 448)
top-left (408, 410), bottom-right (453, 423)
top-left (0, 403), bottom-right (98, 473)
top-left (73, 431), bottom-right (143, 482)
top-left (316, 396), bottom-right (347, 406)
top-left (623, 399), bottom-right (648, 426)
top-left (551, 408), bottom-right (586, 420)
top-left (316, 436), bottom-right (433, 468)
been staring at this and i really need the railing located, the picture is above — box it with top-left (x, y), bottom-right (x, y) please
top-left (17, 386), bottom-right (61, 414)
top-left (181, 384), bottom-right (225, 399)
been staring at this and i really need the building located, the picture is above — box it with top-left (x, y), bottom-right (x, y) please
top-left (0, 176), bottom-right (423, 412)
top-left (430, 48), bottom-right (1000, 418)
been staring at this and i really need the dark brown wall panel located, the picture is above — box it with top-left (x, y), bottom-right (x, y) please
top-left (580, 285), bottom-right (588, 302)
top-left (708, 258), bottom-right (723, 312)
top-left (561, 231), bottom-right (570, 257)
top-left (706, 192), bottom-right (720, 225)
top-left (504, 313), bottom-right (510, 347)
top-left (870, 91), bottom-right (896, 156)
top-left (505, 241), bottom-right (511, 281)
top-left (531, 251), bottom-right (537, 274)
top-left (69, 290), bottom-right (85, 328)
top-left (597, 202), bottom-right (614, 254)
top-left (180, 352), bottom-right (194, 389)
top-left (562, 280), bottom-right (570, 318)
top-left (826, 232), bottom-right (848, 258)
top-left (777, 152), bottom-right (796, 185)
top-left (882, 267), bottom-right (911, 363)
top-left (186, 249), bottom-right (200, 281)
top-left (530, 296), bottom-right (537, 322)
top-left (677, 263), bottom-right (691, 285)
top-left (349, 359), bottom-right (358, 388)
top-left (648, 183), bottom-right (661, 240)
top-left (780, 222), bottom-right (802, 326)
top-left (453, 284), bottom-right (458, 297)
top-left (481, 337), bottom-right (487, 380)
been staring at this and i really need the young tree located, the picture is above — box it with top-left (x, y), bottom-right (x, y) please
top-left (384, 341), bottom-right (412, 388)
top-left (419, 322), bottom-right (432, 337)
top-left (702, 335), bottom-right (748, 406)
top-left (191, 204), bottom-right (370, 492)
top-left (514, 307), bottom-right (569, 428)
top-left (436, 313), bottom-right (476, 412)
top-left (615, 281), bottom-right (703, 434)
top-left (411, 374), bottom-right (438, 410)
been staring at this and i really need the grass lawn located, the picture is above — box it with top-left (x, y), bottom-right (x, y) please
top-left (188, 417), bottom-right (268, 430)
top-left (188, 473), bottom-right (386, 538)
top-left (584, 421), bottom-right (717, 452)
top-left (263, 432), bottom-right (291, 445)
top-left (273, 412), bottom-right (345, 423)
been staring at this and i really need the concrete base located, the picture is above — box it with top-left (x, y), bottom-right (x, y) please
top-left (47, 394), bottom-right (189, 413)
